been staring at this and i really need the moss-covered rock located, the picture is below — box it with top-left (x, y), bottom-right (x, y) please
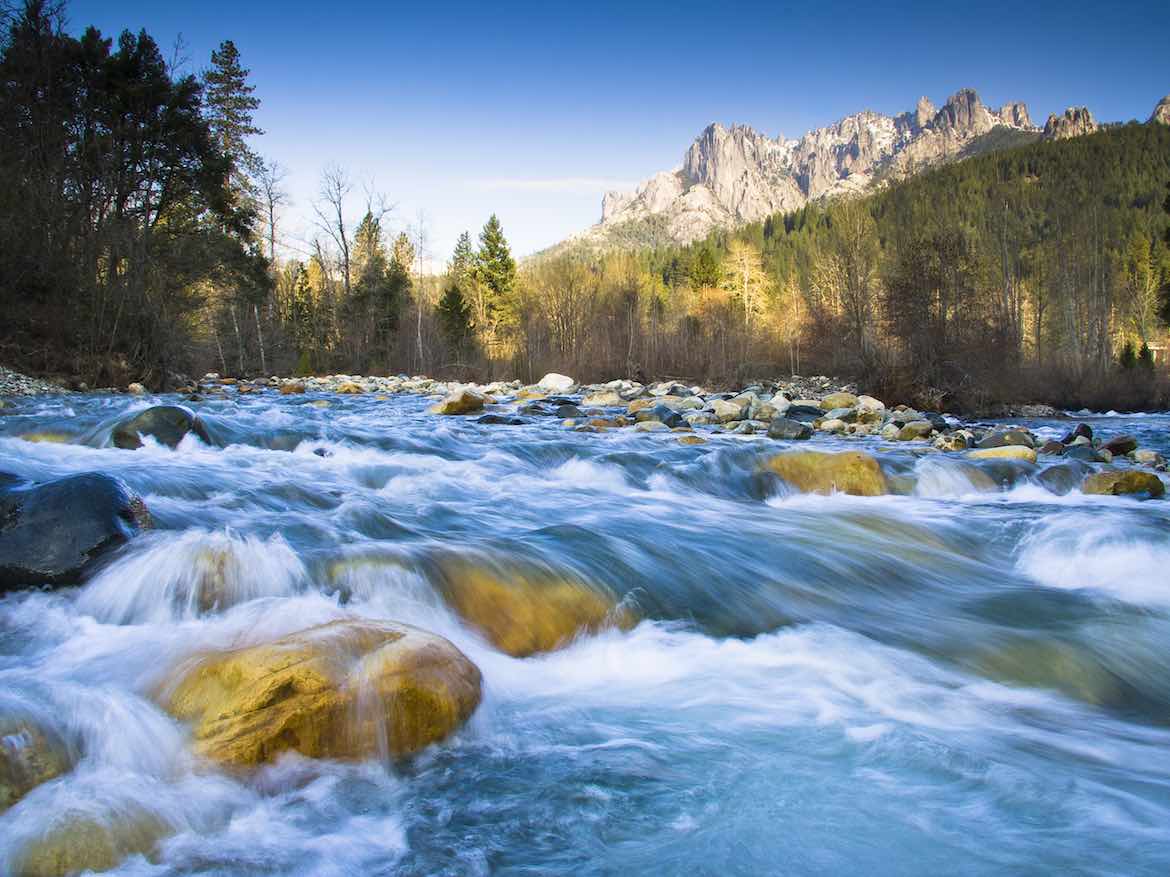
top-left (160, 619), bottom-right (481, 767)
top-left (763, 450), bottom-right (888, 496)
top-left (1082, 468), bottom-right (1165, 498)
top-left (0, 718), bottom-right (72, 813)
top-left (433, 559), bottom-right (635, 657)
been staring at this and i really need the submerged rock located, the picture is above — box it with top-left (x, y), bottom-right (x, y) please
top-left (432, 559), bottom-right (634, 657)
top-left (161, 619), bottom-right (481, 767)
top-left (429, 387), bottom-right (485, 415)
top-left (111, 405), bottom-right (209, 450)
top-left (0, 717), bottom-right (73, 813)
top-left (11, 808), bottom-right (172, 877)
top-left (0, 474), bottom-right (152, 591)
top-left (763, 450), bottom-right (888, 496)
top-left (1081, 469), bottom-right (1165, 498)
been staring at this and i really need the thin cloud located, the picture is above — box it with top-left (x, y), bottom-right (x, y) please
top-left (472, 177), bottom-right (635, 193)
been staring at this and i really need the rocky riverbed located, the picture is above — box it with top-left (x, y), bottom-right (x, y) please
top-left (1, 372), bottom-right (1169, 875)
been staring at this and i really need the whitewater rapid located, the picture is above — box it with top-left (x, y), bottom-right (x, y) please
top-left (1, 391), bottom-right (1169, 875)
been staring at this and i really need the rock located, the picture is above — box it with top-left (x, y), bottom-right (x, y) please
top-left (823, 406), bottom-right (858, 423)
top-left (336, 381), bottom-right (364, 394)
top-left (1081, 469), bottom-right (1165, 499)
top-left (967, 446), bottom-right (1038, 464)
top-left (1042, 106), bottom-right (1097, 140)
top-left (784, 404), bottom-right (824, 422)
top-left (554, 404), bottom-right (582, 418)
top-left (1133, 449), bottom-right (1166, 467)
top-left (429, 387), bottom-right (485, 415)
top-left (1101, 434), bottom-right (1138, 456)
top-left (112, 405), bottom-right (210, 450)
top-left (1060, 423), bottom-right (1093, 444)
top-left (634, 420), bottom-right (670, 432)
top-left (975, 429), bottom-right (1034, 450)
top-left (856, 395), bottom-right (885, 413)
top-left (19, 432), bottom-right (74, 444)
top-left (711, 398), bottom-right (748, 423)
top-left (820, 392), bottom-right (858, 410)
top-left (536, 373), bottom-right (575, 393)
top-left (1036, 461), bottom-right (1092, 495)
top-left (0, 473), bottom-right (152, 592)
top-left (1151, 94), bottom-right (1170, 126)
top-left (678, 435), bottom-right (707, 446)
top-left (895, 420), bottom-right (934, 441)
top-left (767, 417), bottom-right (813, 440)
top-left (432, 560), bottom-right (633, 657)
top-left (580, 389), bottom-right (622, 408)
top-left (1, 717), bottom-right (72, 813)
top-left (933, 433), bottom-right (969, 451)
top-left (126, 382), bottom-right (146, 395)
top-left (476, 414), bottom-right (528, 426)
top-left (1037, 440), bottom-right (1066, 456)
top-left (280, 382), bottom-right (306, 395)
top-left (763, 450), bottom-right (888, 496)
top-left (634, 404), bottom-right (684, 428)
top-left (514, 388), bottom-right (547, 401)
top-left (818, 418), bottom-right (847, 434)
top-left (1064, 444), bottom-right (1105, 463)
top-left (11, 808), bottom-right (172, 877)
top-left (161, 619), bottom-right (481, 766)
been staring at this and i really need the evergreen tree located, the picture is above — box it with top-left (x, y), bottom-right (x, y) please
top-left (690, 247), bottom-right (720, 288)
top-left (1119, 340), bottom-right (1137, 369)
top-left (436, 283), bottom-right (473, 353)
top-left (451, 230), bottom-right (476, 282)
top-left (1138, 341), bottom-right (1155, 370)
top-left (474, 214), bottom-right (516, 328)
top-left (203, 39), bottom-right (262, 203)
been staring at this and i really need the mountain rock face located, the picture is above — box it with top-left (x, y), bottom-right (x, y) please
top-left (585, 89), bottom-right (1039, 246)
top-left (1042, 107), bottom-right (1098, 140)
top-left (1151, 95), bottom-right (1170, 125)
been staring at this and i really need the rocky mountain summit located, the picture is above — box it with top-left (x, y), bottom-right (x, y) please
top-left (574, 89), bottom-right (1169, 249)
top-left (1042, 106), bottom-right (1098, 140)
top-left (584, 89), bottom-right (1038, 246)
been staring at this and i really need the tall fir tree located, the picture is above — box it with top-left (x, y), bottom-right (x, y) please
top-left (203, 40), bottom-right (262, 205)
top-left (474, 215), bottom-right (516, 329)
top-left (451, 230), bottom-right (476, 282)
top-left (436, 283), bottom-right (473, 353)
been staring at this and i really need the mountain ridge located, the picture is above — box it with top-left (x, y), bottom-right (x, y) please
top-left (564, 89), bottom-right (1169, 251)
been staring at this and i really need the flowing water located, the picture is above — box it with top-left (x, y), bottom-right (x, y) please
top-left (2, 392), bottom-right (1170, 875)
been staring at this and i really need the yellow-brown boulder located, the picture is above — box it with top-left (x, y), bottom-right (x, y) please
top-left (763, 450), bottom-right (888, 496)
top-left (433, 559), bottom-right (634, 657)
top-left (160, 619), bottom-right (481, 768)
top-left (1082, 468), bottom-right (1165, 498)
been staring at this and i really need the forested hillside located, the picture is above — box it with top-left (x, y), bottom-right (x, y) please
top-left (1, 0), bottom-right (1168, 410)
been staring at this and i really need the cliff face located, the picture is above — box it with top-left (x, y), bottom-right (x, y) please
top-left (1150, 95), bottom-right (1170, 126)
top-left (1043, 107), bottom-right (1098, 140)
top-left (586, 89), bottom-right (1038, 246)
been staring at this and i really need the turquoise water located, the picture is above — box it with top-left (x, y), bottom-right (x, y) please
top-left (2, 392), bottom-right (1169, 875)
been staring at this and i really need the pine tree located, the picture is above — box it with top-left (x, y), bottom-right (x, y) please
top-left (1138, 341), bottom-right (1155, 370)
top-left (690, 247), bottom-right (720, 289)
top-left (474, 215), bottom-right (516, 330)
top-left (1119, 340), bottom-right (1137, 369)
top-left (436, 283), bottom-right (473, 354)
top-left (203, 40), bottom-right (262, 203)
top-left (451, 230), bottom-right (476, 282)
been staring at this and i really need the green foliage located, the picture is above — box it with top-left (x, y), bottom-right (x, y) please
top-left (689, 247), bottom-right (720, 288)
top-left (203, 39), bottom-right (262, 197)
top-left (1138, 341), bottom-right (1155, 369)
top-left (436, 283), bottom-right (473, 352)
top-left (474, 214), bottom-right (516, 326)
top-left (1119, 340), bottom-right (1137, 369)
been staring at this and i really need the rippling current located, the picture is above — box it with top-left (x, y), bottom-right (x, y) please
top-left (2, 391), bottom-right (1170, 875)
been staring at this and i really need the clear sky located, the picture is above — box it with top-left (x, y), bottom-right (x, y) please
top-left (68, 0), bottom-right (1170, 263)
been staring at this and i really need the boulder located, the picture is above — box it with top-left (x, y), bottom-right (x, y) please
top-left (429, 387), bottom-right (486, 415)
top-left (634, 420), bottom-right (670, 432)
top-left (0, 474), bottom-right (151, 592)
top-left (126, 382), bottom-right (147, 395)
top-left (1, 717), bottom-right (72, 813)
top-left (476, 414), bottom-right (528, 426)
top-left (1060, 423), bottom-right (1093, 445)
top-left (11, 809), bottom-right (172, 877)
top-left (767, 417), bottom-right (813, 440)
top-left (580, 389), bottom-right (622, 408)
top-left (820, 391), bottom-right (858, 410)
top-left (1081, 469), bottom-right (1165, 499)
top-left (975, 429), bottom-right (1034, 450)
top-left (112, 405), bottom-right (210, 450)
top-left (1037, 440), bottom-right (1066, 456)
top-left (432, 560), bottom-right (633, 657)
top-left (763, 450), bottom-right (888, 496)
top-left (1064, 444), bottom-right (1105, 463)
top-left (279, 382), bottom-right (306, 395)
top-left (856, 395), bottom-right (885, 413)
top-left (1102, 434), bottom-right (1138, 456)
top-left (336, 381), bottom-right (364, 394)
top-left (784, 404), bottom-right (824, 422)
top-left (711, 398), bottom-right (748, 423)
top-left (933, 433), bottom-right (969, 452)
top-left (634, 404), bottom-right (684, 428)
top-left (161, 619), bottom-right (482, 766)
top-left (1036, 461), bottom-right (1092, 495)
top-left (555, 404), bottom-right (582, 418)
top-left (967, 446), bottom-right (1038, 464)
top-left (536, 373), bottom-right (575, 393)
top-left (678, 435), bottom-right (707, 446)
top-left (895, 420), bottom-right (934, 441)
top-left (818, 418), bottom-right (847, 434)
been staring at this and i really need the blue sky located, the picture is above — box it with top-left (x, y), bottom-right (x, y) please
top-left (69, 0), bottom-right (1170, 261)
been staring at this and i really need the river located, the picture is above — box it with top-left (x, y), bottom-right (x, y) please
top-left (1, 391), bottom-right (1169, 875)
